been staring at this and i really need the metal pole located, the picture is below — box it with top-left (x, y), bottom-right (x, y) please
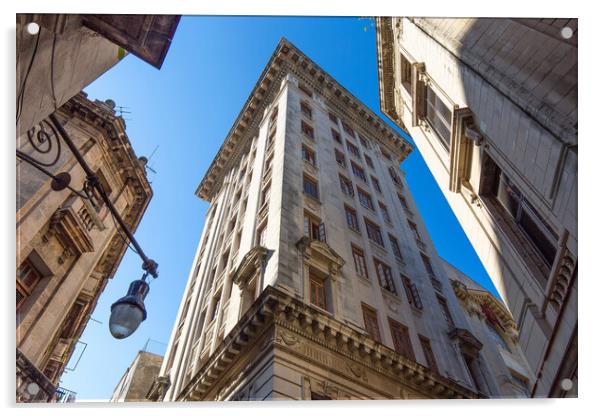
top-left (48, 114), bottom-right (158, 278)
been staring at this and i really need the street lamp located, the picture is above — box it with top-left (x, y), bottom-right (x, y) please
top-left (17, 114), bottom-right (161, 341)
top-left (109, 260), bottom-right (158, 339)
top-left (109, 278), bottom-right (149, 339)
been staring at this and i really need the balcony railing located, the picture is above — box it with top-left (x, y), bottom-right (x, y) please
top-left (16, 348), bottom-right (56, 403)
top-left (54, 386), bottom-right (77, 403)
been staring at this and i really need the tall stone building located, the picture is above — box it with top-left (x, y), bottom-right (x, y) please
top-left (110, 351), bottom-right (163, 402)
top-left (16, 93), bottom-right (153, 402)
top-left (147, 38), bottom-right (525, 402)
top-left (442, 259), bottom-right (533, 397)
top-left (375, 18), bottom-right (577, 397)
top-left (17, 14), bottom-right (180, 137)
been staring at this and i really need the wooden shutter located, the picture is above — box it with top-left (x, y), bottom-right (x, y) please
top-left (362, 304), bottom-right (381, 343)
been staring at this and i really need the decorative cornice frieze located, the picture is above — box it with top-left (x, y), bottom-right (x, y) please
top-left (196, 38), bottom-right (413, 201)
top-left (176, 285), bottom-right (484, 401)
top-left (451, 279), bottom-right (518, 335)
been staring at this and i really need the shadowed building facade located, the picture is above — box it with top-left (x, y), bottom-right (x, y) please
top-left (375, 18), bottom-right (577, 397)
top-left (16, 93), bottom-right (153, 402)
top-left (442, 259), bottom-right (533, 397)
top-left (148, 39), bottom-right (529, 402)
top-left (16, 14), bottom-right (180, 137)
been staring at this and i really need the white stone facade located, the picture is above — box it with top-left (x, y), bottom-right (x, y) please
top-left (376, 18), bottom-right (577, 397)
top-left (154, 39), bottom-right (520, 402)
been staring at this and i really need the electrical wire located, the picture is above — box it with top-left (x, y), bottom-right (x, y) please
top-left (16, 26), bottom-right (42, 124)
top-left (50, 32), bottom-right (58, 109)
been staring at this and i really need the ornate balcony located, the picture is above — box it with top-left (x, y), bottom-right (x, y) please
top-left (16, 348), bottom-right (56, 403)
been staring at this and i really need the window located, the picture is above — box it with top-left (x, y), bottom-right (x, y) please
top-left (263, 154), bottom-right (273, 178)
top-left (402, 275), bottom-right (423, 309)
top-left (359, 136), bottom-right (369, 149)
top-left (421, 253), bottom-right (435, 277)
top-left (389, 166), bottom-right (403, 187)
top-left (374, 258), bottom-right (396, 294)
top-left (16, 258), bottom-right (43, 310)
top-left (304, 211), bottom-right (326, 242)
top-left (362, 303), bottom-right (381, 342)
top-left (379, 202), bottom-right (391, 223)
top-left (351, 162), bottom-right (366, 181)
top-left (331, 129), bottom-right (342, 144)
top-left (344, 205), bottom-right (359, 232)
top-left (419, 335), bottom-right (439, 374)
top-left (408, 220), bottom-right (421, 241)
top-left (381, 148), bottom-right (391, 160)
top-left (364, 154), bottom-right (374, 169)
top-left (210, 291), bottom-right (221, 322)
top-left (270, 106), bottom-right (279, 122)
top-left (339, 174), bottom-right (354, 197)
top-left (351, 245), bottom-right (369, 279)
top-left (300, 101), bottom-right (313, 119)
top-left (328, 112), bottom-right (338, 124)
top-left (260, 182), bottom-right (271, 206)
top-left (303, 175), bottom-right (319, 199)
top-left (335, 149), bottom-right (346, 168)
top-left (389, 318), bottom-right (415, 360)
top-left (371, 176), bottom-right (382, 193)
top-left (342, 121), bottom-right (355, 137)
top-left (398, 194), bottom-right (409, 210)
top-left (437, 295), bottom-right (455, 327)
top-left (301, 121), bottom-right (314, 139)
top-left (365, 218), bottom-right (383, 246)
top-left (309, 274), bottom-right (327, 310)
top-left (299, 83), bottom-right (313, 97)
top-left (490, 159), bottom-right (558, 270)
top-left (389, 234), bottom-right (403, 261)
top-left (266, 129), bottom-right (276, 150)
top-left (302, 145), bottom-right (316, 166)
top-left (346, 141), bottom-right (360, 158)
top-left (425, 85), bottom-right (452, 151)
top-left (357, 188), bottom-right (374, 210)
top-left (400, 53), bottom-right (412, 94)
top-left (311, 392), bottom-right (332, 400)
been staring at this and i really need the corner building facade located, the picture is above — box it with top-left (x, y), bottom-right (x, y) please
top-left (375, 18), bottom-right (577, 397)
top-left (16, 93), bottom-right (152, 402)
top-left (151, 39), bottom-right (503, 402)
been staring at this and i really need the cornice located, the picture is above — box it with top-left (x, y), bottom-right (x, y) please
top-left (196, 38), bottom-right (413, 201)
top-left (176, 285), bottom-right (484, 401)
top-left (451, 280), bottom-right (517, 333)
top-left (375, 17), bottom-right (399, 123)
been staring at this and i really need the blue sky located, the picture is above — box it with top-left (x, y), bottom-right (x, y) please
top-left (59, 16), bottom-right (497, 400)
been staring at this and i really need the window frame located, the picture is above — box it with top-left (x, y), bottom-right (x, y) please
top-left (361, 303), bottom-right (382, 343)
top-left (374, 257), bottom-right (397, 294)
top-left (303, 174), bottom-right (319, 200)
top-left (357, 188), bottom-right (374, 210)
top-left (351, 245), bottom-right (369, 279)
top-left (365, 218), bottom-right (384, 246)
top-left (389, 318), bottom-right (415, 360)
top-left (344, 205), bottom-right (360, 232)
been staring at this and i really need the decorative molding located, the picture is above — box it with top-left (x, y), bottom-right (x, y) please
top-left (176, 285), bottom-right (485, 401)
top-left (49, 204), bottom-right (94, 255)
top-left (232, 245), bottom-right (268, 287)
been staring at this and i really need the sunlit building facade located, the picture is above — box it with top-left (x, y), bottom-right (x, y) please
top-left (149, 39), bottom-right (530, 402)
top-left (16, 94), bottom-right (153, 402)
top-left (376, 17), bottom-right (577, 397)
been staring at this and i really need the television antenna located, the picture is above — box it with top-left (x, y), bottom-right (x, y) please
top-left (146, 145), bottom-right (159, 175)
top-left (115, 105), bottom-right (132, 121)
